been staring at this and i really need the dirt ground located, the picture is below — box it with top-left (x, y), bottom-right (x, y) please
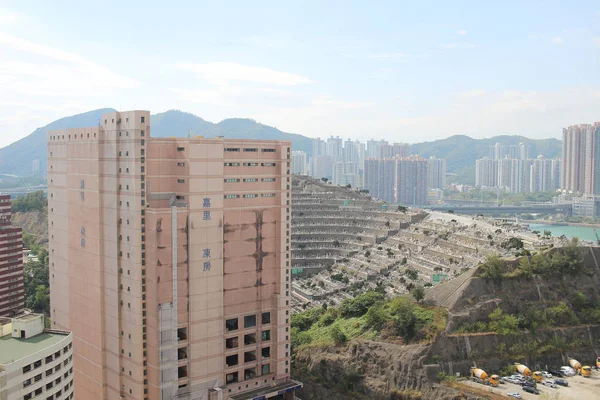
top-left (460, 374), bottom-right (600, 400)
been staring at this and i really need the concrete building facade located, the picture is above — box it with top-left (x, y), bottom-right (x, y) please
top-left (47, 110), bottom-right (300, 400)
top-left (0, 195), bottom-right (23, 318)
top-left (0, 313), bottom-right (73, 400)
top-left (332, 162), bottom-right (360, 189)
top-left (394, 156), bottom-right (428, 206)
top-left (426, 156), bottom-right (446, 190)
top-left (291, 151), bottom-right (308, 175)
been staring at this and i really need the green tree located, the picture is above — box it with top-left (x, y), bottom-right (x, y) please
top-left (411, 285), bottom-right (425, 303)
top-left (365, 304), bottom-right (388, 331)
top-left (488, 308), bottom-right (519, 335)
top-left (391, 297), bottom-right (417, 340)
top-left (479, 254), bottom-right (505, 279)
top-left (33, 285), bottom-right (50, 314)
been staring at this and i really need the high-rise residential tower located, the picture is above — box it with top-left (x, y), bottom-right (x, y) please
top-left (47, 110), bottom-right (301, 400)
top-left (562, 124), bottom-right (591, 194)
top-left (394, 156), bottom-right (428, 206)
top-left (0, 195), bottom-right (24, 318)
top-left (426, 156), bottom-right (446, 190)
top-left (291, 151), bottom-right (308, 175)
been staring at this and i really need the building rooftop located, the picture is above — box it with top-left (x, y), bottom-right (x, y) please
top-left (0, 332), bottom-right (68, 365)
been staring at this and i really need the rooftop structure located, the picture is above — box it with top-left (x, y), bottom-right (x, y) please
top-left (0, 312), bottom-right (73, 400)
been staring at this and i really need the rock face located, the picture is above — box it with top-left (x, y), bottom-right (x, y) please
top-left (293, 247), bottom-right (600, 399)
top-left (12, 210), bottom-right (48, 245)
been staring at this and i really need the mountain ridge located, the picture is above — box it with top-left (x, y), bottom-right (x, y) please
top-left (0, 109), bottom-right (562, 183)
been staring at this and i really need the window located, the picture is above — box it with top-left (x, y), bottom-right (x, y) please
top-left (224, 195), bottom-right (240, 199)
top-left (177, 179), bottom-right (185, 183)
top-left (262, 347), bottom-right (270, 358)
top-left (225, 354), bottom-right (238, 367)
top-left (244, 148), bottom-right (258, 152)
top-left (224, 178), bottom-right (240, 183)
top-left (262, 148), bottom-right (276, 152)
top-left (244, 333), bottom-right (256, 345)
top-left (226, 318), bottom-right (238, 332)
top-left (243, 194), bottom-right (258, 198)
top-left (244, 315), bottom-right (256, 328)
top-left (176, 195), bottom-right (185, 200)
top-left (262, 364), bottom-right (271, 375)
top-left (243, 178), bottom-right (257, 182)
top-left (262, 330), bottom-right (271, 341)
top-left (244, 350), bottom-right (256, 363)
top-left (177, 147), bottom-right (185, 152)
top-left (262, 312), bottom-right (271, 324)
top-left (243, 162), bottom-right (258, 167)
top-left (224, 162), bottom-right (240, 167)
top-left (261, 193), bottom-right (275, 197)
top-left (141, 116), bottom-right (145, 123)
top-left (261, 163), bottom-right (276, 167)
top-left (225, 148), bottom-right (240, 152)
top-left (244, 368), bottom-right (256, 380)
top-left (226, 372), bottom-right (239, 384)
top-left (177, 162), bottom-right (185, 167)
top-left (226, 337), bottom-right (239, 349)
top-left (261, 178), bottom-right (276, 182)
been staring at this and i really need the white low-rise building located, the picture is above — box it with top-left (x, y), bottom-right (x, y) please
top-left (0, 312), bottom-right (73, 400)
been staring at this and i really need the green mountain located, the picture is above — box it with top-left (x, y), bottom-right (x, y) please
top-left (0, 109), bottom-right (313, 176)
top-left (411, 134), bottom-right (562, 185)
top-left (0, 108), bottom-right (116, 176)
top-left (0, 108), bottom-right (562, 186)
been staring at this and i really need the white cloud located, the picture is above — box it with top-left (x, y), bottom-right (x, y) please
top-left (171, 62), bottom-right (313, 86)
top-left (552, 37), bottom-right (564, 45)
top-left (311, 97), bottom-right (374, 110)
top-left (0, 10), bottom-right (18, 23)
top-left (458, 30), bottom-right (468, 35)
top-left (0, 31), bottom-right (141, 95)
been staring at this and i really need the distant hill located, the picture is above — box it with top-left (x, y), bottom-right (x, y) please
top-left (0, 109), bottom-right (313, 176)
top-left (0, 109), bottom-right (562, 185)
top-left (0, 108), bottom-right (115, 176)
top-left (411, 134), bottom-right (562, 185)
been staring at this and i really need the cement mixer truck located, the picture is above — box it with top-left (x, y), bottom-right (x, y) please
top-left (470, 368), bottom-right (499, 387)
top-left (580, 365), bottom-right (592, 377)
top-left (596, 356), bottom-right (600, 369)
top-left (569, 358), bottom-right (582, 372)
top-left (515, 363), bottom-right (531, 376)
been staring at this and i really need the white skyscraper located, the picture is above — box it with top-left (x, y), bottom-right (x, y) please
top-left (291, 151), bottom-right (308, 175)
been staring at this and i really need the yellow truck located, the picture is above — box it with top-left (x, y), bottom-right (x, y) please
top-left (531, 371), bottom-right (543, 382)
top-left (470, 368), bottom-right (500, 387)
top-left (580, 366), bottom-right (592, 377)
top-left (515, 363), bottom-right (531, 376)
top-left (569, 358), bottom-right (582, 372)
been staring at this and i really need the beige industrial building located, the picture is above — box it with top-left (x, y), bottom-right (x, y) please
top-left (47, 110), bottom-right (301, 400)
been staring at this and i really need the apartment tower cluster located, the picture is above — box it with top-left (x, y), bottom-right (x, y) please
top-left (562, 123), bottom-right (600, 195)
top-left (475, 142), bottom-right (562, 193)
top-left (47, 111), bottom-right (301, 400)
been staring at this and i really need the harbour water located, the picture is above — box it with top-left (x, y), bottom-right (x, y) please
top-left (528, 224), bottom-right (599, 243)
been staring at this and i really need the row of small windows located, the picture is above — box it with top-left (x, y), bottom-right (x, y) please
top-left (224, 178), bottom-right (276, 183)
top-left (49, 130), bottom-right (145, 141)
top-left (224, 162), bottom-right (277, 167)
top-left (224, 193), bottom-right (276, 199)
top-left (224, 148), bottom-right (276, 153)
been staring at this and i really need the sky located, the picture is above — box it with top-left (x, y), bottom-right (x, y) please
top-left (0, 0), bottom-right (599, 148)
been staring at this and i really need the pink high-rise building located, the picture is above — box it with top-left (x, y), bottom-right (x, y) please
top-left (47, 110), bottom-right (301, 400)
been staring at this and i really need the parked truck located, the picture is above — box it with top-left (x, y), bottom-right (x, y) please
top-left (515, 363), bottom-right (531, 376)
top-left (531, 371), bottom-right (543, 382)
top-left (569, 358), bottom-right (582, 372)
top-left (470, 368), bottom-right (500, 387)
top-left (580, 365), bottom-right (592, 377)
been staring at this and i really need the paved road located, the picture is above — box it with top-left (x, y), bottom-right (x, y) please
top-left (461, 374), bottom-right (600, 399)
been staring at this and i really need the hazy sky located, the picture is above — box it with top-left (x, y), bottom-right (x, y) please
top-left (0, 0), bottom-right (599, 148)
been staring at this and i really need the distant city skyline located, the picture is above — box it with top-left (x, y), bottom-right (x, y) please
top-left (1, 1), bottom-right (600, 148)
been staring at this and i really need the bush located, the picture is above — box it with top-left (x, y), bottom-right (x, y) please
top-left (406, 268), bottom-right (418, 280)
top-left (330, 324), bottom-right (347, 346)
top-left (391, 297), bottom-right (417, 340)
top-left (12, 191), bottom-right (47, 213)
top-left (339, 291), bottom-right (384, 318)
top-left (411, 285), bottom-right (425, 303)
top-left (488, 308), bottom-right (519, 335)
